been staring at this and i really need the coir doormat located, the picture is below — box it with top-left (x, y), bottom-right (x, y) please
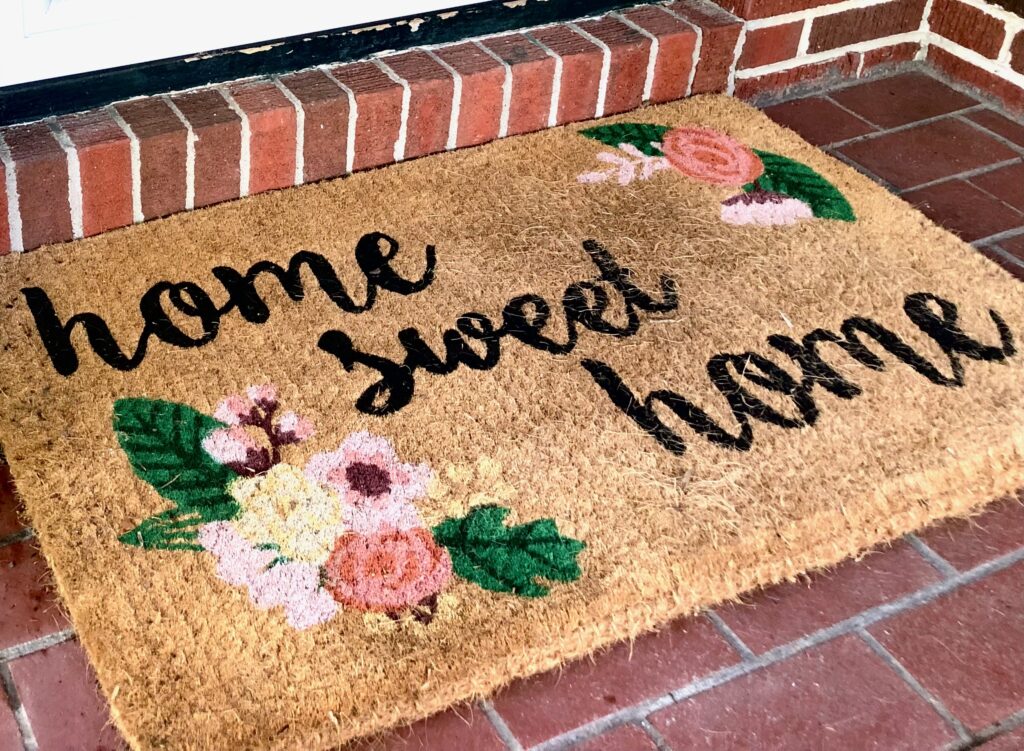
top-left (0, 96), bottom-right (1022, 749)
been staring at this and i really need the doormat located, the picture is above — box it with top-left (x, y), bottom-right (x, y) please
top-left (0, 96), bottom-right (1022, 750)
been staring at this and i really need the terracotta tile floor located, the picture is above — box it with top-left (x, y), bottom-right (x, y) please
top-left (1, 67), bottom-right (1023, 751)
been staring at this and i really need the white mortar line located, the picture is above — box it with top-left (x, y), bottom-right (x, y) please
top-left (524, 32), bottom-right (563, 127)
top-left (45, 119), bottom-right (84, 239)
top-left (320, 67), bottom-right (359, 174)
top-left (163, 96), bottom-right (196, 210)
top-left (996, 14), bottom-right (1024, 65)
top-left (658, 6), bottom-right (702, 97)
top-left (474, 40), bottom-right (513, 137)
top-left (217, 86), bottom-right (250, 197)
top-left (372, 58), bottom-right (411, 162)
top-left (566, 22), bottom-right (611, 117)
top-left (745, 0), bottom-right (892, 29)
top-left (612, 12), bottom-right (659, 102)
top-left (272, 78), bottom-right (305, 185)
top-left (0, 131), bottom-right (24, 252)
top-left (917, 0), bottom-right (938, 61)
top-left (797, 17), bottom-right (813, 56)
top-left (727, 25), bottom-right (747, 95)
top-left (423, 48), bottom-right (462, 149)
top-left (734, 30), bottom-right (926, 79)
top-left (928, 34), bottom-right (1024, 87)
top-left (106, 105), bottom-right (143, 223)
top-left (955, 0), bottom-right (1024, 26)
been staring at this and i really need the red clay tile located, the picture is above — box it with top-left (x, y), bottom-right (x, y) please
top-left (735, 56), bottom-right (858, 100)
top-left (0, 464), bottom-right (25, 538)
top-left (490, 616), bottom-right (738, 746)
top-left (871, 562), bottom-right (1024, 731)
top-left (650, 636), bottom-right (958, 749)
top-left (980, 246), bottom-right (1024, 280)
top-left (0, 539), bottom-right (69, 649)
top-left (381, 50), bottom-right (455, 157)
top-left (229, 80), bottom-right (297, 194)
top-left (738, 21), bottom-right (803, 70)
top-left (918, 493), bottom-right (1024, 571)
top-left (576, 17), bottom-right (651, 115)
top-left (58, 109), bottom-right (133, 237)
top-left (360, 705), bottom-right (505, 750)
top-left (716, 541), bottom-right (939, 653)
top-left (762, 97), bottom-right (876, 146)
top-left (902, 178), bottom-right (1023, 241)
top-left (998, 233), bottom-right (1024, 261)
top-left (967, 109), bottom-right (1024, 149)
top-left (3, 122), bottom-right (72, 250)
top-left (837, 118), bottom-right (1019, 190)
top-left (619, 6), bottom-right (697, 103)
top-left (575, 724), bottom-right (658, 751)
top-left (113, 98), bottom-right (187, 220)
top-left (970, 161), bottom-right (1024, 213)
top-left (929, 47), bottom-right (1024, 114)
top-left (0, 686), bottom-right (20, 751)
top-left (479, 35), bottom-right (554, 135)
top-left (979, 725), bottom-right (1024, 750)
top-left (830, 72), bottom-right (978, 128)
top-left (432, 42), bottom-right (505, 147)
top-left (930, 0), bottom-right (1006, 59)
top-left (278, 69), bottom-right (350, 182)
top-left (664, 1), bottom-right (743, 95)
top-left (530, 25), bottom-right (604, 124)
top-left (9, 640), bottom-right (126, 750)
top-left (171, 89), bottom-right (242, 207)
top-left (807, 0), bottom-right (926, 54)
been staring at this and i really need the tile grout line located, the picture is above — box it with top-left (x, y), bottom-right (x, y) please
top-left (858, 629), bottom-right (973, 744)
top-left (0, 662), bottom-right (37, 751)
top-left (704, 611), bottom-right (757, 661)
top-left (638, 717), bottom-right (672, 751)
top-left (0, 528), bottom-right (33, 548)
top-left (956, 113), bottom-right (1024, 156)
top-left (895, 157), bottom-right (1024, 197)
top-left (0, 629), bottom-right (76, 663)
top-left (981, 243), bottom-right (1024, 270)
top-left (824, 101), bottom-right (988, 149)
top-left (970, 224), bottom-right (1024, 248)
top-left (826, 149), bottom-right (900, 193)
top-left (956, 708), bottom-right (1024, 750)
top-left (533, 693), bottom-right (676, 751)
top-left (905, 533), bottom-right (959, 578)
top-left (479, 699), bottom-right (524, 751)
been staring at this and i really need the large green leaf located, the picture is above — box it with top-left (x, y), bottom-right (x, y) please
top-left (579, 123), bottom-right (671, 157)
top-left (432, 505), bottom-right (585, 597)
top-left (118, 503), bottom-right (239, 551)
top-left (745, 150), bottom-right (855, 222)
top-left (113, 398), bottom-right (237, 511)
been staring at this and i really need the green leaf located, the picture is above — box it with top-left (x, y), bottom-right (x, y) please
top-left (745, 150), bottom-right (855, 222)
top-left (432, 505), bottom-right (585, 598)
top-left (579, 123), bottom-right (671, 157)
top-left (118, 502), bottom-right (239, 551)
top-left (113, 398), bottom-right (237, 512)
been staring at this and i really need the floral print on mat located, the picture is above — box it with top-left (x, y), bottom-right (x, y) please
top-left (114, 386), bottom-right (585, 630)
top-left (577, 122), bottom-right (856, 226)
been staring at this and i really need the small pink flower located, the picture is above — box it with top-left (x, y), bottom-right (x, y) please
top-left (214, 394), bottom-right (254, 426)
top-left (324, 528), bottom-right (452, 614)
top-left (721, 191), bottom-right (813, 226)
top-left (661, 126), bottom-right (763, 187)
top-left (275, 411), bottom-right (315, 443)
top-left (247, 384), bottom-right (278, 410)
top-left (203, 427), bottom-right (260, 465)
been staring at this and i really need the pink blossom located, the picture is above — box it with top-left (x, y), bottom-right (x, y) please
top-left (247, 384), bottom-right (278, 409)
top-left (276, 411), bottom-right (315, 442)
top-left (721, 191), bottom-right (813, 226)
top-left (199, 522), bottom-right (337, 630)
top-left (203, 426), bottom-right (260, 465)
top-left (214, 394), bottom-right (253, 425)
top-left (578, 145), bottom-right (670, 186)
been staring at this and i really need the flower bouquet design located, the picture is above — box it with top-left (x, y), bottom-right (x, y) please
top-left (577, 122), bottom-right (855, 226)
top-left (114, 385), bottom-right (584, 629)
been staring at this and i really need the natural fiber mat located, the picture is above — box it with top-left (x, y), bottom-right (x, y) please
top-left (0, 95), bottom-right (1022, 749)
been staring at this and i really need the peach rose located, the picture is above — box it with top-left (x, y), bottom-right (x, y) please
top-left (324, 528), bottom-right (452, 613)
top-left (660, 126), bottom-right (763, 187)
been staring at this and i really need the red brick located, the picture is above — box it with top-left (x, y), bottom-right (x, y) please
top-left (9, 640), bottom-right (126, 750)
top-left (114, 98), bottom-right (187, 220)
top-left (0, 540), bottom-right (69, 649)
top-left (858, 41), bottom-right (920, 72)
top-left (717, 0), bottom-right (844, 20)
top-left (807, 0), bottom-right (927, 54)
top-left (278, 69), bottom-right (351, 182)
top-left (1012, 31), bottom-right (1024, 75)
top-left (0, 464), bottom-right (24, 538)
top-left (837, 118), bottom-right (1018, 190)
top-left (918, 492), bottom-right (1024, 570)
top-left (735, 55), bottom-right (858, 100)
top-left (649, 636), bottom-right (958, 749)
top-left (930, 0), bottom-right (1007, 59)
top-left (530, 25), bottom-right (604, 123)
top-left (979, 725), bottom-right (1024, 750)
top-left (831, 72), bottom-right (977, 128)
top-left (619, 6), bottom-right (698, 103)
top-left (903, 178), bottom-right (1023, 241)
top-left (762, 96), bottom-right (876, 145)
top-left (0, 685), bottom-right (20, 751)
top-left (478, 35), bottom-right (554, 135)
top-left (171, 89), bottom-right (241, 207)
top-left (716, 541), bottom-right (939, 653)
top-left (489, 616), bottom-right (738, 746)
top-left (58, 109), bottom-right (133, 236)
top-left (0, 164), bottom-right (8, 255)
top-left (738, 22), bottom-right (803, 70)
top-left (432, 42), bottom-right (505, 147)
top-left (575, 724), bottom-right (658, 751)
top-left (381, 50), bottom-right (455, 157)
top-left (970, 161), bottom-right (1024, 213)
top-left (2, 122), bottom-right (72, 251)
top-left (228, 80), bottom-right (296, 194)
top-left (360, 705), bottom-right (505, 750)
top-left (576, 17), bottom-right (651, 115)
top-left (330, 61), bottom-right (404, 170)
top-left (871, 562), bottom-right (1024, 731)
top-left (665, 0), bottom-right (743, 94)
top-left (929, 46), bottom-right (1024, 114)
top-left (980, 245), bottom-right (1024, 280)
top-left (967, 109), bottom-right (1024, 149)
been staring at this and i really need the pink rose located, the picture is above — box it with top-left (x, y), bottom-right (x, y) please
top-left (324, 528), bottom-right (452, 614)
top-left (661, 126), bottom-right (763, 187)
